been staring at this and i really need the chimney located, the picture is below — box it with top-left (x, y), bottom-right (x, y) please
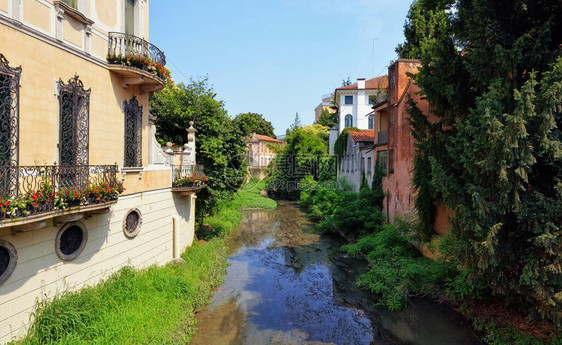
top-left (357, 78), bottom-right (365, 89)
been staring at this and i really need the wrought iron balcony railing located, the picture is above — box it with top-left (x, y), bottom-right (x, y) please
top-left (376, 130), bottom-right (388, 145)
top-left (107, 32), bottom-right (166, 66)
top-left (0, 164), bottom-right (120, 220)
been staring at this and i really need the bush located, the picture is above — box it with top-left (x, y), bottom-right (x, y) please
top-left (343, 223), bottom-right (457, 310)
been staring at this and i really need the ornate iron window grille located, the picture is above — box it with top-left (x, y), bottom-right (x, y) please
top-left (0, 54), bottom-right (21, 200)
top-left (124, 96), bottom-right (142, 167)
top-left (58, 75), bottom-right (90, 190)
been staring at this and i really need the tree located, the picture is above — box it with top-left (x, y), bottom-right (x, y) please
top-left (317, 108), bottom-right (337, 128)
top-left (342, 77), bottom-right (352, 87)
top-left (289, 112), bottom-right (301, 131)
top-left (233, 112), bottom-right (276, 138)
top-left (150, 78), bottom-right (247, 222)
top-left (268, 124), bottom-right (330, 199)
top-left (395, 0), bottom-right (449, 59)
top-left (407, 0), bottom-right (562, 325)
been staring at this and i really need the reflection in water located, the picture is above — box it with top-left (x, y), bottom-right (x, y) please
top-left (190, 203), bottom-right (481, 345)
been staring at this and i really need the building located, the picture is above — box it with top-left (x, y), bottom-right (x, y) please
top-left (329, 76), bottom-right (388, 154)
top-left (375, 59), bottom-right (452, 231)
top-left (314, 93), bottom-right (335, 123)
top-left (245, 133), bottom-right (282, 179)
top-left (337, 130), bottom-right (376, 192)
top-left (0, 1), bottom-right (200, 342)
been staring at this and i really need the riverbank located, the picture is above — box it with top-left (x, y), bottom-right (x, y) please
top-left (299, 181), bottom-right (562, 345)
top-left (10, 180), bottom-right (276, 345)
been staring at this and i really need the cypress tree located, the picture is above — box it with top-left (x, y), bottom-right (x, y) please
top-left (403, 0), bottom-right (562, 325)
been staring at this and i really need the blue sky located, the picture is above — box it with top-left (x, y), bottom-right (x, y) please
top-left (150, 0), bottom-right (413, 136)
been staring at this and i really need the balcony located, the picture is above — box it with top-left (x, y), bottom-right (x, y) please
top-left (376, 130), bottom-right (388, 145)
top-left (0, 164), bottom-right (121, 232)
top-left (107, 32), bottom-right (169, 92)
top-left (171, 165), bottom-right (205, 197)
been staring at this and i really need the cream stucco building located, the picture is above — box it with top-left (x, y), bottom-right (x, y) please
top-left (0, 1), bottom-right (199, 343)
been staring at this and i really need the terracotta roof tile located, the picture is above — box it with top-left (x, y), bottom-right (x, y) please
top-left (336, 76), bottom-right (388, 90)
top-left (347, 129), bottom-right (375, 142)
top-left (254, 134), bottom-right (283, 143)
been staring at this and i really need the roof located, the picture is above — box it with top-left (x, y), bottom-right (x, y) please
top-left (336, 76), bottom-right (388, 91)
top-left (347, 129), bottom-right (375, 142)
top-left (254, 133), bottom-right (283, 143)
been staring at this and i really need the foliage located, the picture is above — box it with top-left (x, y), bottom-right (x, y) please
top-left (13, 239), bottom-right (228, 345)
top-left (395, 0), bottom-right (449, 59)
top-left (233, 112), bottom-right (276, 138)
top-left (342, 77), bottom-right (352, 87)
top-left (333, 127), bottom-right (358, 161)
top-left (317, 108), bottom-right (337, 128)
top-left (406, 0), bottom-right (562, 325)
top-left (150, 79), bottom-right (247, 223)
top-left (106, 53), bottom-right (171, 82)
top-left (267, 125), bottom-right (330, 199)
top-left (342, 222), bottom-right (456, 311)
top-left (299, 169), bottom-right (385, 241)
top-left (289, 112), bottom-right (302, 131)
top-left (472, 320), bottom-right (562, 345)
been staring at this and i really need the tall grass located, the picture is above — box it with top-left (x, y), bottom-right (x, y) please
top-left (12, 180), bottom-right (275, 345)
top-left (204, 179), bottom-right (276, 236)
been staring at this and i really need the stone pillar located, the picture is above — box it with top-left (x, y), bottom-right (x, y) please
top-left (183, 121), bottom-right (196, 168)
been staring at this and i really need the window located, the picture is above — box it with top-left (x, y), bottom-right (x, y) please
top-left (125, 0), bottom-right (135, 35)
top-left (123, 208), bottom-right (142, 238)
top-left (377, 150), bottom-right (387, 172)
top-left (361, 157), bottom-right (365, 172)
top-left (0, 54), bottom-right (21, 198)
top-left (59, 75), bottom-right (90, 176)
top-left (341, 157), bottom-right (345, 172)
top-left (62, 0), bottom-right (78, 9)
top-left (368, 96), bottom-right (374, 105)
top-left (351, 154), bottom-right (354, 171)
top-left (367, 157), bottom-right (372, 175)
top-left (368, 115), bottom-right (374, 130)
top-left (389, 149), bottom-right (395, 174)
top-left (124, 96), bottom-right (142, 167)
top-left (346, 155), bottom-right (349, 172)
top-left (0, 240), bottom-right (17, 285)
top-left (345, 114), bottom-right (353, 128)
top-left (55, 222), bottom-right (87, 261)
top-left (344, 95), bottom-right (353, 105)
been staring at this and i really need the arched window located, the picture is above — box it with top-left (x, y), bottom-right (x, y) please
top-left (344, 114), bottom-right (353, 128)
top-left (368, 115), bottom-right (374, 129)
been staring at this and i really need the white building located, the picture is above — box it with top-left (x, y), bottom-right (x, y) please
top-left (329, 76), bottom-right (388, 154)
top-left (337, 130), bottom-right (376, 192)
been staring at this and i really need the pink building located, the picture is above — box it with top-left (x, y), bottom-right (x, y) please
top-left (245, 133), bottom-right (282, 168)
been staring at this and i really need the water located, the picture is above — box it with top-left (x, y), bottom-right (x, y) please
top-left (190, 202), bottom-right (481, 345)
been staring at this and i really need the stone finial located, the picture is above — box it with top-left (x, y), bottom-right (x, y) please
top-left (187, 122), bottom-right (196, 142)
top-left (165, 142), bottom-right (174, 154)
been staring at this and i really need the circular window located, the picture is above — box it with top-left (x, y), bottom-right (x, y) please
top-left (55, 223), bottom-right (88, 261)
top-left (0, 240), bottom-right (17, 285)
top-left (123, 208), bottom-right (142, 238)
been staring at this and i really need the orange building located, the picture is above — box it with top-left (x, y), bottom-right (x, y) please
top-left (373, 60), bottom-right (434, 224)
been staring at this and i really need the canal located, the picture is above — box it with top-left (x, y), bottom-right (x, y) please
top-left (190, 202), bottom-right (481, 345)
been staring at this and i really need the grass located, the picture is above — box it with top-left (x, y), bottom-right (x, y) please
top-left (203, 179), bottom-right (277, 236)
top-left (12, 179), bottom-right (275, 345)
